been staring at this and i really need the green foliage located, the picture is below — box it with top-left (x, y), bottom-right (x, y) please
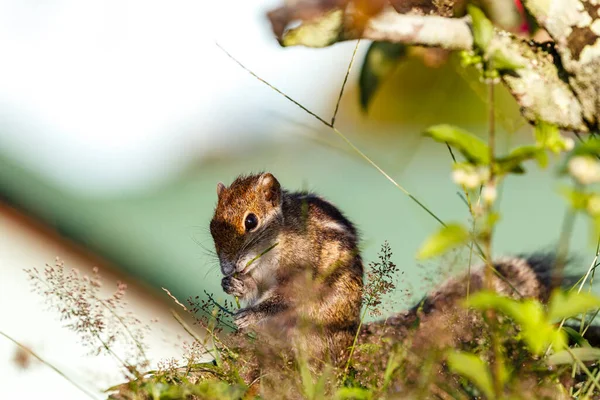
top-left (559, 186), bottom-right (592, 211)
top-left (416, 223), bottom-right (470, 260)
top-left (466, 291), bottom-right (566, 355)
top-left (446, 351), bottom-right (495, 399)
top-left (423, 124), bottom-right (489, 164)
top-left (535, 122), bottom-right (572, 154)
top-left (359, 42), bottom-right (407, 111)
top-left (465, 290), bottom-right (600, 357)
top-left (563, 326), bottom-right (591, 348)
top-left (495, 145), bottom-right (547, 174)
top-left (548, 347), bottom-right (600, 365)
top-left (567, 137), bottom-right (600, 158)
top-left (424, 124), bottom-right (558, 176)
top-left (467, 5), bottom-right (523, 73)
top-left (467, 5), bottom-right (494, 51)
top-left (280, 10), bottom-right (344, 48)
top-left (548, 290), bottom-right (600, 322)
top-left (334, 387), bottom-right (372, 400)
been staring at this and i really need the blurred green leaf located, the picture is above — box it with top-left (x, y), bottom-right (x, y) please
top-left (416, 223), bottom-right (470, 260)
top-left (548, 290), bottom-right (600, 321)
top-left (424, 125), bottom-right (490, 165)
top-left (571, 138), bottom-right (600, 158)
top-left (535, 122), bottom-right (570, 154)
top-left (335, 387), bottom-right (372, 400)
top-left (563, 326), bottom-right (591, 348)
top-left (359, 42), bottom-right (407, 110)
top-left (280, 10), bottom-right (344, 48)
top-left (446, 351), bottom-right (495, 399)
top-left (382, 350), bottom-right (403, 390)
top-left (490, 48), bottom-right (525, 71)
top-left (558, 186), bottom-right (590, 210)
top-left (548, 347), bottom-right (600, 365)
top-left (466, 291), bottom-right (566, 354)
top-left (495, 145), bottom-right (548, 175)
top-left (468, 5), bottom-right (494, 51)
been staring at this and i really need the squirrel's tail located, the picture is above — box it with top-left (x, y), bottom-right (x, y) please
top-left (397, 253), bottom-right (600, 345)
top-left (410, 254), bottom-right (561, 315)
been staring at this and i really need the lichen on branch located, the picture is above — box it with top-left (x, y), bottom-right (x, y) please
top-left (266, 0), bottom-right (600, 133)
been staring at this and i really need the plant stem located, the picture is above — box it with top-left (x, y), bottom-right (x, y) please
top-left (552, 205), bottom-right (578, 289)
top-left (0, 331), bottom-right (99, 400)
top-left (216, 42), bottom-right (447, 228)
top-left (484, 69), bottom-right (503, 399)
top-left (331, 40), bottom-right (360, 127)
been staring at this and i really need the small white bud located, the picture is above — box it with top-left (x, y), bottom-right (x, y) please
top-left (568, 156), bottom-right (600, 185)
top-left (452, 167), bottom-right (480, 189)
top-left (563, 137), bottom-right (575, 151)
top-left (482, 184), bottom-right (497, 204)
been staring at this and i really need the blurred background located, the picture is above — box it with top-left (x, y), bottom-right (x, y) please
top-left (0, 0), bottom-right (594, 398)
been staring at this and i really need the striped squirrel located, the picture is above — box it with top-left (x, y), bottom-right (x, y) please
top-left (210, 173), bottom-right (594, 364)
top-left (210, 172), bottom-right (363, 363)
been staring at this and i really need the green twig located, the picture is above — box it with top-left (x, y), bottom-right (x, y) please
top-left (245, 242), bottom-right (279, 268)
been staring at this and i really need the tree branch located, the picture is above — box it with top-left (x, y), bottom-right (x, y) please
top-left (523, 0), bottom-right (600, 129)
top-left (267, 1), bottom-right (599, 132)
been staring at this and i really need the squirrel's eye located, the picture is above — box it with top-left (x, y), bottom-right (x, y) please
top-left (244, 213), bottom-right (259, 231)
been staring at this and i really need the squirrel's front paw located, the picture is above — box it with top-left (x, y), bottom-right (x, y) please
top-left (234, 309), bottom-right (263, 329)
top-left (221, 276), bottom-right (246, 297)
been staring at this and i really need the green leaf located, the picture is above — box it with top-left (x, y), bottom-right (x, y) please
top-left (446, 351), bottom-right (495, 399)
top-left (548, 290), bottom-right (600, 321)
top-left (416, 223), bottom-right (470, 260)
top-left (571, 138), bottom-right (600, 158)
top-left (490, 48), bottom-right (524, 71)
top-left (280, 10), bottom-right (344, 48)
top-left (424, 125), bottom-right (490, 165)
top-left (468, 5), bottom-right (494, 51)
top-left (359, 42), bottom-right (407, 111)
top-left (547, 347), bottom-right (600, 365)
top-left (535, 121), bottom-right (570, 154)
top-left (466, 292), bottom-right (566, 354)
top-left (495, 145), bottom-right (548, 175)
top-left (334, 387), bottom-right (372, 400)
top-left (558, 186), bottom-right (590, 210)
top-left (563, 326), bottom-right (591, 347)
top-left (382, 350), bottom-right (403, 390)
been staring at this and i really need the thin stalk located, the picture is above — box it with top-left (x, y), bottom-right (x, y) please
top-left (446, 141), bottom-right (476, 302)
top-left (552, 206), bottom-right (578, 289)
top-left (483, 71), bottom-right (503, 399)
top-left (170, 310), bottom-right (213, 360)
top-left (216, 42), bottom-right (446, 228)
top-left (95, 296), bottom-right (149, 366)
top-left (245, 242), bottom-right (279, 268)
top-left (0, 331), bottom-right (99, 400)
top-left (343, 304), bottom-right (369, 378)
top-left (343, 266), bottom-right (391, 377)
top-left (331, 40), bottom-right (360, 127)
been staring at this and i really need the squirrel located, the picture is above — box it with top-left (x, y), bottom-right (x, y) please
top-left (209, 172), bottom-right (363, 364)
top-left (210, 173), bottom-right (596, 370)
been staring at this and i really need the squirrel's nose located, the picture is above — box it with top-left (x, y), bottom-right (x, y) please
top-left (220, 261), bottom-right (235, 276)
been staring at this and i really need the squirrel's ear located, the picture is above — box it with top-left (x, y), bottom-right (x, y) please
top-left (216, 182), bottom-right (226, 197)
top-left (258, 173), bottom-right (281, 206)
